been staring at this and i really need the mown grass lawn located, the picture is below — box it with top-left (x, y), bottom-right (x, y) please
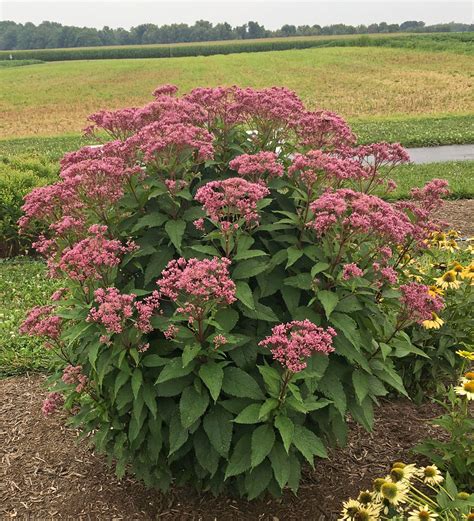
top-left (1, 46), bottom-right (473, 139)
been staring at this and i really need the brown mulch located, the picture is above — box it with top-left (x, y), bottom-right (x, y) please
top-left (434, 199), bottom-right (474, 237)
top-left (0, 374), bottom-right (444, 520)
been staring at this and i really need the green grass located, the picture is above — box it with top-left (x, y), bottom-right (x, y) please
top-left (387, 161), bottom-right (474, 200)
top-left (0, 258), bottom-right (60, 376)
top-left (0, 59), bottom-right (44, 68)
top-left (1, 46), bottom-right (473, 139)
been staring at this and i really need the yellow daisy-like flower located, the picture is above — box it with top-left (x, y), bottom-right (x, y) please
top-left (447, 229), bottom-right (460, 239)
top-left (464, 513), bottom-right (474, 521)
top-left (339, 499), bottom-right (362, 520)
top-left (454, 378), bottom-right (474, 400)
top-left (380, 480), bottom-right (408, 505)
top-left (390, 463), bottom-right (418, 482)
top-left (461, 263), bottom-right (474, 280)
top-left (422, 312), bottom-right (444, 330)
top-left (464, 372), bottom-right (474, 380)
top-left (339, 501), bottom-right (380, 521)
top-left (452, 262), bottom-right (465, 274)
top-left (408, 505), bottom-right (439, 521)
top-left (419, 465), bottom-right (444, 486)
top-left (434, 270), bottom-right (461, 290)
top-left (428, 285), bottom-right (444, 297)
top-left (457, 350), bottom-right (474, 361)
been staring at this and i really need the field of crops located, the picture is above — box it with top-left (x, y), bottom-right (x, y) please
top-left (1, 46), bottom-right (473, 139)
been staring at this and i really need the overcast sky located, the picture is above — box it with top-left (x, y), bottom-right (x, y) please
top-left (1, 1), bottom-right (472, 29)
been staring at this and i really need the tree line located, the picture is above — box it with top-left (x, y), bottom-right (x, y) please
top-left (0, 19), bottom-right (472, 51)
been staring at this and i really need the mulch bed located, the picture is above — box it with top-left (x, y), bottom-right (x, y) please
top-left (1, 374), bottom-right (443, 520)
top-left (433, 199), bottom-right (474, 237)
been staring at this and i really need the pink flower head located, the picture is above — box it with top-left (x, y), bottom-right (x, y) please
top-left (87, 287), bottom-right (136, 334)
top-left (42, 392), bottom-right (63, 417)
top-left (62, 364), bottom-right (88, 393)
top-left (308, 189), bottom-right (414, 245)
top-left (342, 263), bottom-right (363, 280)
top-left (229, 152), bottom-right (284, 183)
top-left (259, 320), bottom-right (336, 373)
top-left (51, 288), bottom-right (68, 302)
top-left (410, 179), bottom-right (450, 212)
top-left (152, 84), bottom-right (179, 98)
top-left (400, 282), bottom-right (444, 324)
top-left (380, 267), bottom-right (398, 285)
top-left (195, 177), bottom-right (269, 228)
top-left (164, 324), bottom-right (179, 339)
top-left (84, 107), bottom-right (142, 140)
top-left (289, 150), bottom-right (366, 187)
top-left (52, 225), bottom-right (136, 281)
top-left (213, 334), bottom-right (228, 349)
top-left (20, 306), bottom-right (62, 341)
top-left (134, 290), bottom-right (161, 333)
top-left (296, 110), bottom-right (356, 150)
top-left (157, 257), bottom-right (236, 322)
top-left (135, 97), bottom-right (207, 128)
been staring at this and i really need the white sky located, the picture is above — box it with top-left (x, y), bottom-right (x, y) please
top-left (1, 1), bottom-right (472, 29)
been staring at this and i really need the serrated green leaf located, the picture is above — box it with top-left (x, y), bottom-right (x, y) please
top-left (235, 280), bottom-right (255, 309)
top-left (142, 384), bottom-right (158, 418)
top-left (259, 398), bottom-right (279, 419)
top-left (131, 368), bottom-right (143, 400)
top-left (311, 262), bottom-right (330, 277)
top-left (352, 369), bottom-right (370, 404)
top-left (281, 286), bottom-right (300, 313)
top-left (274, 415), bottom-right (294, 453)
top-left (214, 308), bottom-right (239, 332)
top-left (222, 367), bottom-right (265, 400)
top-left (233, 249), bottom-right (267, 261)
top-left (251, 424), bottom-right (275, 468)
top-left (293, 424), bottom-right (327, 466)
top-left (233, 404), bottom-right (263, 424)
top-left (180, 386), bottom-right (209, 429)
top-left (199, 362), bottom-right (224, 402)
top-left (232, 259), bottom-right (268, 279)
top-left (286, 246), bottom-right (304, 268)
top-left (225, 434), bottom-right (252, 479)
top-left (317, 290), bottom-right (339, 318)
top-left (269, 443), bottom-right (290, 489)
top-left (165, 219), bottom-right (186, 250)
top-left (114, 370), bottom-right (130, 398)
top-left (203, 406), bottom-right (233, 458)
top-left (169, 413), bottom-right (189, 455)
top-left (182, 343), bottom-right (201, 367)
top-left (156, 359), bottom-right (196, 384)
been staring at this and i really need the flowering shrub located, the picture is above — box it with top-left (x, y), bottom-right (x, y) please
top-left (20, 85), bottom-right (455, 498)
top-left (339, 462), bottom-right (473, 520)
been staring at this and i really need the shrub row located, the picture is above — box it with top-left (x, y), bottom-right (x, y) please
top-left (0, 33), bottom-right (472, 62)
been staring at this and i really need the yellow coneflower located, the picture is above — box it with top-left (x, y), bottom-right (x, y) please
top-left (464, 513), bottom-right (474, 521)
top-left (408, 505), bottom-right (439, 521)
top-left (422, 312), bottom-right (444, 330)
top-left (464, 372), bottom-right (474, 381)
top-left (456, 350), bottom-right (474, 361)
top-left (339, 499), bottom-right (362, 520)
top-left (339, 501), bottom-right (380, 521)
top-left (452, 262), bottom-right (464, 274)
top-left (454, 378), bottom-right (474, 401)
top-left (419, 465), bottom-right (444, 486)
top-left (390, 463), bottom-right (418, 482)
top-left (380, 481), bottom-right (408, 506)
top-left (357, 490), bottom-right (375, 505)
top-left (428, 285), bottom-right (444, 297)
top-left (461, 263), bottom-right (474, 280)
top-left (447, 229), bottom-right (460, 239)
top-left (434, 270), bottom-right (461, 290)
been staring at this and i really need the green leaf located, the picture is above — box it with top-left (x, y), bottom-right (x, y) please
top-left (317, 290), bottom-right (339, 318)
top-left (234, 404), bottom-right (263, 424)
top-left (199, 362), bottom-right (224, 402)
top-left (222, 367), bottom-right (265, 400)
top-left (142, 354), bottom-right (168, 367)
top-left (251, 424), bottom-right (275, 468)
top-left (245, 461), bottom-right (273, 500)
top-left (114, 370), bottom-right (130, 398)
top-left (156, 359), bottom-right (196, 384)
top-left (259, 398), bottom-right (279, 419)
top-left (131, 212), bottom-right (167, 232)
top-left (311, 262), bottom-right (330, 277)
top-left (269, 443), bottom-right (291, 489)
top-left (182, 343), bottom-right (201, 367)
top-left (352, 369), bottom-right (370, 404)
top-left (169, 413), bottom-right (189, 455)
top-left (194, 429), bottom-right (219, 476)
top-left (281, 286), bottom-right (300, 314)
top-left (131, 368), bottom-right (143, 400)
top-left (235, 281), bottom-right (255, 309)
top-left (319, 370), bottom-right (347, 417)
top-left (203, 406), bottom-right (233, 458)
top-left (274, 415), bottom-right (294, 453)
top-left (214, 308), bottom-right (239, 332)
top-left (284, 273), bottom-right (313, 290)
top-left (189, 244), bottom-right (221, 256)
top-left (165, 219), bottom-right (186, 250)
top-left (292, 424), bottom-right (327, 466)
top-left (144, 247), bottom-right (174, 284)
top-left (233, 249), bottom-right (267, 261)
top-left (286, 246), bottom-right (304, 268)
top-left (330, 313), bottom-right (361, 347)
top-left (225, 435), bottom-right (252, 479)
top-left (180, 386), bottom-right (209, 429)
top-left (232, 259), bottom-right (268, 279)
top-left (258, 365), bottom-right (281, 395)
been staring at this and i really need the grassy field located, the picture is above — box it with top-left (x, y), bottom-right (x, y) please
top-left (1, 46), bottom-right (473, 139)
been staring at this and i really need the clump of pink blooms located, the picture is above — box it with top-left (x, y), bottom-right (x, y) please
top-left (87, 287), bottom-right (160, 335)
top-left (20, 305), bottom-right (62, 341)
top-left (195, 178), bottom-right (269, 228)
top-left (308, 189), bottom-right (414, 245)
top-left (259, 320), bottom-right (336, 373)
top-left (296, 110), bottom-right (356, 150)
top-left (342, 263), bottom-right (364, 280)
top-left (229, 152), bottom-right (284, 183)
top-left (213, 334), bottom-right (228, 349)
top-left (51, 225), bottom-right (136, 281)
top-left (400, 282), bottom-right (444, 325)
top-left (157, 257), bottom-right (236, 323)
top-left (42, 392), bottom-right (64, 416)
top-left (62, 365), bottom-right (88, 393)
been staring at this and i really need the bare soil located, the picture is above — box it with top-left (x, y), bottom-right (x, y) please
top-left (434, 199), bottom-right (474, 237)
top-left (1, 374), bottom-right (443, 520)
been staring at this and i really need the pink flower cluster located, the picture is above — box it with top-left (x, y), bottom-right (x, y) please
top-left (157, 257), bottom-right (236, 322)
top-left (195, 177), bottom-right (269, 227)
top-left (296, 110), bottom-right (356, 150)
top-left (42, 392), bottom-right (63, 417)
top-left (342, 263), bottom-right (364, 280)
top-left (289, 150), bottom-right (366, 187)
top-left (62, 365), bottom-right (88, 393)
top-left (400, 282), bottom-right (444, 324)
top-left (259, 320), bottom-right (336, 373)
top-left (88, 287), bottom-right (160, 335)
top-left (229, 152), bottom-right (284, 183)
top-left (308, 189), bottom-right (414, 245)
top-left (20, 306), bottom-right (62, 341)
top-left (52, 225), bottom-right (136, 281)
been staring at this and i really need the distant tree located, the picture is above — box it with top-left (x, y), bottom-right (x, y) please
top-left (279, 24), bottom-right (297, 37)
top-left (400, 21), bottom-right (426, 31)
top-left (247, 21), bottom-right (266, 39)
